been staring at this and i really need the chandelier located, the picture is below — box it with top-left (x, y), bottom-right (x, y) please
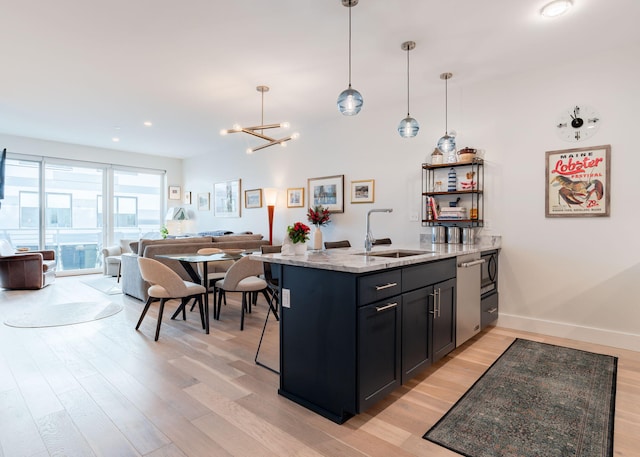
top-left (221, 85), bottom-right (298, 154)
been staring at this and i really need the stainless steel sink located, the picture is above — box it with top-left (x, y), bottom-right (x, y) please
top-left (360, 249), bottom-right (434, 258)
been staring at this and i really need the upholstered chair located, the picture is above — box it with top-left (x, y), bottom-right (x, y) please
top-left (0, 239), bottom-right (56, 290)
top-left (136, 257), bottom-right (207, 341)
top-left (101, 238), bottom-right (134, 278)
top-left (214, 256), bottom-right (272, 330)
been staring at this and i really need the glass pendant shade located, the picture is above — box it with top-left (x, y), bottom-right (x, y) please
top-left (437, 133), bottom-right (456, 154)
top-left (337, 86), bottom-right (363, 116)
top-left (398, 116), bottom-right (419, 138)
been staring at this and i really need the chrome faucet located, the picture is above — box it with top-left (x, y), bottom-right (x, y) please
top-left (365, 208), bottom-right (393, 253)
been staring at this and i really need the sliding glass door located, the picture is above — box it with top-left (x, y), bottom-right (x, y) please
top-left (0, 154), bottom-right (165, 275)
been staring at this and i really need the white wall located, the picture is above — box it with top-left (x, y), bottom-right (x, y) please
top-left (183, 42), bottom-right (640, 351)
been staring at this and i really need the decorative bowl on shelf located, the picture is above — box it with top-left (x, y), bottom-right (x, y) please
top-left (457, 147), bottom-right (477, 163)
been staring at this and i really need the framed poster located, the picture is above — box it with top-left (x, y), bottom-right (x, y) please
top-left (545, 144), bottom-right (610, 217)
top-left (287, 187), bottom-right (304, 208)
top-left (308, 175), bottom-right (344, 213)
top-left (245, 188), bottom-right (262, 209)
top-left (350, 179), bottom-right (375, 203)
top-left (168, 185), bottom-right (181, 200)
top-left (183, 191), bottom-right (192, 205)
top-left (197, 192), bottom-right (210, 211)
top-left (214, 179), bottom-right (241, 217)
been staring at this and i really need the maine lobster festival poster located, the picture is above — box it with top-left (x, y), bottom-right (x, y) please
top-left (545, 145), bottom-right (611, 217)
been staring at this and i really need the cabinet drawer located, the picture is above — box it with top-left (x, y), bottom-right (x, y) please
top-left (402, 258), bottom-right (456, 292)
top-left (481, 292), bottom-right (499, 329)
top-left (358, 270), bottom-right (402, 305)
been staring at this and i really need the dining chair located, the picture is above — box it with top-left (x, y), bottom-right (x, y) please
top-left (372, 238), bottom-right (392, 245)
top-left (214, 256), bottom-right (273, 330)
top-left (136, 257), bottom-right (207, 341)
top-left (193, 247), bottom-right (233, 313)
top-left (255, 245), bottom-right (282, 373)
top-left (324, 240), bottom-right (351, 249)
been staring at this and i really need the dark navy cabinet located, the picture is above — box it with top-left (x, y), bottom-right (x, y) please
top-left (276, 257), bottom-right (457, 424)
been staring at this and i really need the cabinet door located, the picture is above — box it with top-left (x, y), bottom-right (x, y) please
top-left (401, 286), bottom-right (433, 384)
top-left (357, 296), bottom-right (401, 412)
top-left (432, 278), bottom-right (456, 363)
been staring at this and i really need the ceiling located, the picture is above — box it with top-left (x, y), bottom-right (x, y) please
top-left (1, 0), bottom-right (639, 159)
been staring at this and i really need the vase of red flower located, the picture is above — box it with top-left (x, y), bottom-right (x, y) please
top-left (307, 205), bottom-right (331, 250)
top-left (287, 222), bottom-right (310, 255)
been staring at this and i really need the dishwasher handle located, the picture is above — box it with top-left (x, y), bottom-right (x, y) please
top-left (458, 259), bottom-right (486, 268)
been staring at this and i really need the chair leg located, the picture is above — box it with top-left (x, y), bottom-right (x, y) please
top-left (255, 288), bottom-right (279, 374)
top-left (136, 296), bottom-right (154, 330)
top-left (196, 294), bottom-right (206, 329)
top-left (240, 292), bottom-right (247, 331)
top-left (262, 289), bottom-right (279, 321)
top-left (171, 298), bottom-right (189, 320)
top-left (154, 298), bottom-right (168, 341)
top-left (216, 289), bottom-right (225, 320)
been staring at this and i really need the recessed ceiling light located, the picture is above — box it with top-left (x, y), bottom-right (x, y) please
top-left (143, 121), bottom-right (152, 127)
top-left (541, 0), bottom-right (573, 18)
top-left (112, 137), bottom-right (120, 142)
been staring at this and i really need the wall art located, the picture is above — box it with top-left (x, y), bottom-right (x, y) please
top-left (245, 188), bottom-right (262, 209)
top-left (308, 175), bottom-right (344, 213)
top-left (350, 179), bottom-right (374, 203)
top-left (214, 179), bottom-right (241, 217)
top-left (545, 144), bottom-right (610, 217)
top-left (287, 187), bottom-right (304, 208)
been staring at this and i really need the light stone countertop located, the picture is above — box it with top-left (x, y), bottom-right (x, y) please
top-left (249, 240), bottom-right (501, 274)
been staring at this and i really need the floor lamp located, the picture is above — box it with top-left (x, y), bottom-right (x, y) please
top-left (263, 188), bottom-right (278, 245)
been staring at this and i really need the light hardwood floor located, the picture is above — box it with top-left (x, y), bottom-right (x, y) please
top-left (1, 275), bottom-right (638, 456)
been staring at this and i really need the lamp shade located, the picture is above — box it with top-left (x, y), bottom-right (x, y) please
top-left (166, 207), bottom-right (189, 221)
top-left (398, 116), bottom-right (419, 138)
top-left (263, 188), bottom-right (278, 206)
top-left (337, 87), bottom-right (363, 116)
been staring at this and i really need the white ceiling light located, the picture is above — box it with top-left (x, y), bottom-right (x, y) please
top-left (541, 0), bottom-right (573, 18)
top-left (221, 85), bottom-right (298, 155)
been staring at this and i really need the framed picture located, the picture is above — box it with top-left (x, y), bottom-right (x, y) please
top-left (545, 144), bottom-right (610, 217)
top-left (197, 192), bottom-right (210, 211)
top-left (183, 191), bottom-right (192, 205)
top-left (168, 185), bottom-right (181, 200)
top-left (351, 179), bottom-right (375, 203)
top-left (214, 179), bottom-right (241, 217)
top-left (245, 188), bottom-right (262, 209)
top-left (308, 175), bottom-right (344, 213)
top-left (287, 187), bottom-right (304, 208)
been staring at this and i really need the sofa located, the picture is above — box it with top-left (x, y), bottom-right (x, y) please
top-left (0, 239), bottom-right (57, 290)
top-left (120, 234), bottom-right (270, 301)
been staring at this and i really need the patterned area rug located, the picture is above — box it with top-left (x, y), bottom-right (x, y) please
top-left (4, 301), bottom-right (123, 328)
top-left (424, 338), bottom-right (617, 457)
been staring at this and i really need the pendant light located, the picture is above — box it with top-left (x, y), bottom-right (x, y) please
top-left (398, 41), bottom-right (419, 138)
top-left (337, 0), bottom-right (363, 116)
top-left (436, 72), bottom-right (456, 154)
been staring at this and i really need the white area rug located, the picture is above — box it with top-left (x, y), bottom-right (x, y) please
top-left (82, 276), bottom-right (122, 295)
top-left (4, 301), bottom-right (123, 328)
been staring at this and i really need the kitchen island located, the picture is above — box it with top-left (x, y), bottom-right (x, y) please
top-left (251, 241), bottom-right (500, 424)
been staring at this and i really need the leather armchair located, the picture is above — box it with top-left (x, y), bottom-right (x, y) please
top-left (0, 249), bottom-right (57, 290)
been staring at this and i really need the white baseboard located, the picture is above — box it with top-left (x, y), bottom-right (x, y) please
top-left (498, 313), bottom-right (640, 352)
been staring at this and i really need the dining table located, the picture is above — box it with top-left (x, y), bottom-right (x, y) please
top-left (155, 251), bottom-right (247, 333)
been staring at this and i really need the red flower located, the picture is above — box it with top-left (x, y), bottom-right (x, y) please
top-left (307, 205), bottom-right (331, 227)
top-left (287, 222), bottom-right (310, 243)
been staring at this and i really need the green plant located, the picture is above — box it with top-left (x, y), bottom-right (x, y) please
top-left (287, 222), bottom-right (310, 244)
top-left (160, 225), bottom-right (169, 239)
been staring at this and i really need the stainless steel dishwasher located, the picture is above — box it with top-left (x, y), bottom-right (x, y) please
top-left (456, 253), bottom-right (485, 347)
